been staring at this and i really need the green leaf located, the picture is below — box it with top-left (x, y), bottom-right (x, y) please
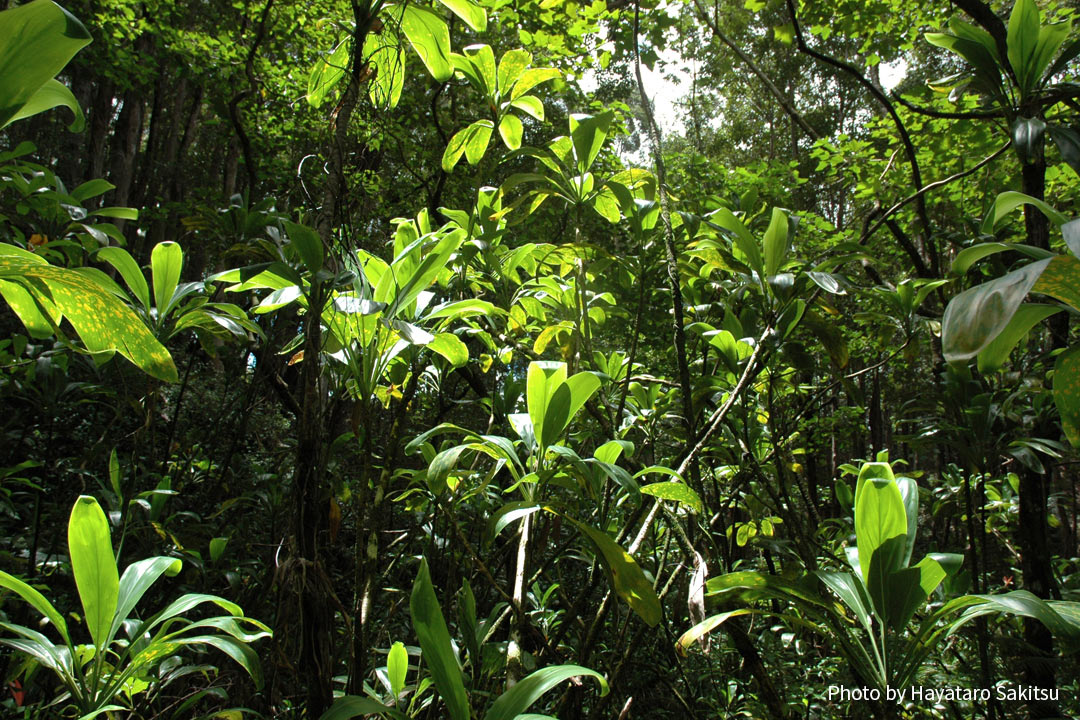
top-left (7, 78), bottom-right (84, 131)
top-left (308, 36), bottom-right (349, 108)
top-left (369, 43), bottom-right (407, 109)
top-left (950, 242), bottom-right (1052, 275)
top-left (0, 571), bottom-right (70, 644)
top-left (442, 127), bottom-right (471, 172)
top-left (539, 371), bottom-right (600, 449)
top-left (510, 95), bottom-right (545, 121)
top-left (463, 44), bottom-right (496, 96)
top-left (109, 555), bottom-right (182, 644)
top-left (566, 517), bottom-right (661, 626)
top-left (941, 258), bottom-right (1051, 363)
top-left (484, 665), bottom-right (608, 720)
top-left (1008, 0), bottom-right (1042, 93)
top-left (68, 496), bottom-right (119, 650)
top-left (854, 470), bottom-right (906, 595)
top-left (884, 556), bottom-right (945, 631)
top-left (437, 0), bottom-right (486, 31)
top-left (499, 113), bottom-right (524, 151)
top-left (510, 68), bottom-right (560, 101)
top-left (1048, 125), bottom-right (1080, 175)
top-left (465, 119), bottom-right (494, 166)
top-left (209, 537), bottom-right (229, 563)
top-left (170, 634), bottom-right (265, 689)
top-left (96, 246), bottom-right (150, 311)
top-left (981, 191), bottom-right (1068, 235)
top-left (762, 207), bottom-right (789, 278)
top-left (0, 0), bottom-right (92, 129)
top-left (284, 221), bottom-right (324, 273)
top-left (428, 332), bottom-right (468, 367)
top-left (319, 696), bottom-right (406, 720)
top-left (710, 208), bottom-right (763, 276)
top-left (400, 5), bottom-right (452, 83)
top-left (816, 571), bottom-right (874, 634)
top-left (151, 241), bottom-right (183, 317)
top-left (639, 482), bottom-right (703, 513)
top-left (568, 112), bottom-right (612, 173)
top-left (388, 640), bottom-right (408, 700)
top-left (1054, 346), bottom-right (1080, 447)
top-left (527, 361), bottom-right (567, 452)
top-left (977, 303), bottom-right (1062, 372)
top-left (676, 609), bottom-right (755, 654)
top-left (497, 49), bottom-right (531, 95)
top-left (410, 558), bottom-right (469, 720)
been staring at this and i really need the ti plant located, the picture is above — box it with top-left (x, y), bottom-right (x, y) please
top-left (0, 496), bottom-right (271, 717)
top-left (320, 558), bottom-right (608, 720)
top-left (441, 45), bottom-right (560, 171)
top-left (941, 196), bottom-right (1080, 446)
top-left (678, 457), bottom-right (1080, 700)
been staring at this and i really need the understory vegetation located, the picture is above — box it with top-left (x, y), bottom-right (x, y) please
top-left (2, 0), bottom-right (1080, 718)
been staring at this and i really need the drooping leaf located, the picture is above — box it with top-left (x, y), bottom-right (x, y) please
top-left (941, 258), bottom-right (1051, 363)
top-left (68, 496), bottom-right (119, 651)
top-left (437, 0), bottom-right (486, 32)
top-left (0, 571), bottom-right (70, 644)
top-left (1012, 116), bottom-right (1046, 164)
top-left (0, 0), bottom-right (92, 129)
top-left (0, 248), bottom-right (177, 381)
top-left (108, 556), bottom-right (183, 643)
top-left (319, 696), bottom-right (406, 720)
top-left (1032, 254), bottom-right (1080, 311)
top-left (7, 78), bottom-right (84, 131)
top-left (410, 559), bottom-right (469, 720)
top-left (565, 517), bottom-right (661, 626)
top-left (95, 246), bottom-right (150, 311)
top-left (484, 665), bottom-right (608, 720)
top-left (399, 5), bottom-right (452, 83)
top-left (977, 303), bottom-right (1062, 373)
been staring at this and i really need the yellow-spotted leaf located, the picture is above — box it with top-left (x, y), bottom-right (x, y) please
top-left (0, 250), bottom-right (177, 381)
top-left (1032, 254), bottom-right (1080, 311)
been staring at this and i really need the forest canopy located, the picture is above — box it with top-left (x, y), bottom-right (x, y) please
top-left (1, 0), bottom-right (1080, 718)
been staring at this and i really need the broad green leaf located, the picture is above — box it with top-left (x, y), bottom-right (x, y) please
top-left (949, 590), bottom-right (1080, 643)
top-left (151, 241), bottom-right (183, 316)
top-left (284, 221), bottom-right (324, 273)
top-left (762, 207), bottom-right (789, 278)
top-left (593, 439), bottom-right (631, 464)
top-left (925, 31), bottom-right (1003, 96)
top-left (437, 0), bottom-right (486, 32)
top-left (369, 43), bottom-right (407, 109)
top-left (1032, 254), bottom-right (1080, 311)
top-left (484, 665), bottom-right (608, 720)
top-left (639, 482), bottom-right (703, 513)
top-left (490, 501), bottom-right (542, 537)
top-left (0, 571), bottom-right (70, 644)
top-left (410, 559), bottom-right (469, 720)
top-left (463, 44), bottom-right (496, 96)
top-left (854, 473), bottom-right (906, 594)
top-left (705, 571), bottom-right (828, 609)
top-left (388, 640), bottom-right (408, 700)
top-left (540, 371), bottom-right (600, 449)
top-left (465, 120), bottom-right (494, 166)
top-left (981, 191), bottom-right (1067, 235)
top-left (710, 208), bottom-right (763, 276)
top-left (527, 361), bottom-right (567, 451)
top-left (510, 68), bottom-right (560, 101)
top-left (816, 571), bottom-right (874, 634)
top-left (428, 332), bottom-right (468, 367)
top-left (1007, 0), bottom-right (1042, 94)
top-left (896, 476), bottom-right (919, 566)
top-left (510, 95), bottom-right (545, 121)
top-left (68, 496), bottom-right (119, 650)
top-left (950, 242), bottom-right (1052, 275)
top-left (308, 36), bottom-right (349, 108)
top-left (442, 126), bottom-right (471, 172)
top-left (90, 206), bottom-right (138, 221)
top-left (0, 0), bottom-right (92, 129)
top-left (7, 78), bottom-right (84, 131)
top-left (942, 258), bottom-right (1051, 363)
top-left (568, 112), bottom-right (612, 173)
top-left (676, 609), bottom-right (755, 654)
top-left (566, 517), bottom-right (661, 626)
top-left (400, 5), bottom-right (452, 83)
top-left (497, 49), bottom-right (531, 95)
top-left (884, 557), bottom-right (945, 631)
top-left (499, 113), bottom-right (524, 150)
top-left (109, 555), bottom-right (182, 644)
top-left (171, 634), bottom-right (264, 689)
top-left (319, 696), bottom-right (406, 720)
top-left (209, 537), bottom-right (228, 562)
top-left (0, 278), bottom-right (60, 338)
top-left (96, 247), bottom-right (150, 311)
top-left (977, 303), bottom-right (1062, 373)
top-left (1055, 346), bottom-right (1080, 447)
